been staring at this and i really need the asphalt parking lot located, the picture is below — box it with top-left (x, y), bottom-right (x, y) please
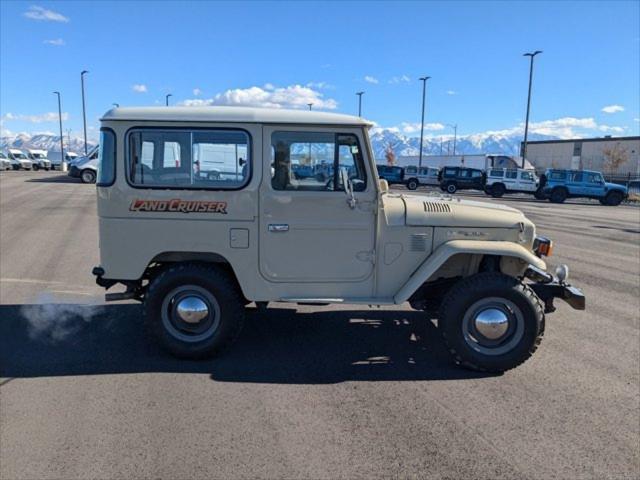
top-left (1, 170), bottom-right (639, 479)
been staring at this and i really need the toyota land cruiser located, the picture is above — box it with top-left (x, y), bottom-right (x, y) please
top-left (92, 106), bottom-right (585, 372)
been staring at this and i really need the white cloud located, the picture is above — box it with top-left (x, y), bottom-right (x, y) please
top-left (2, 112), bottom-right (69, 123)
top-left (43, 38), bottom-right (65, 46)
top-left (306, 81), bottom-right (332, 89)
top-left (364, 76), bottom-right (379, 84)
top-left (470, 117), bottom-right (627, 140)
top-left (446, 90), bottom-right (457, 95)
top-left (399, 122), bottom-right (446, 134)
top-left (389, 75), bottom-right (411, 84)
top-left (601, 104), bottom-right (624, 114)
top-left (192, 88), bottom-right (202, 96)
top-left (24, 5), bottom-right (69, 22)
top-left (598, 125), bottom-right (626, 133)
top-left (179, 84), bottom-right (338, 110)
top-left (132, 84), bottom-right (148, 93)
top-left (634, 118), bottom-right (640, 122)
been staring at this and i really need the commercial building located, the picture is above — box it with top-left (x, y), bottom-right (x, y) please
top-left (522, 136), bottom-right (640, 174)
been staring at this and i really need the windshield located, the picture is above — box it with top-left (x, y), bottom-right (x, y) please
top-left (0, 153), bottom-right (6, 159)
top-left (30, 153), bottom-right (46, 159)
top-left (12, 152), bottom-right (28, 159)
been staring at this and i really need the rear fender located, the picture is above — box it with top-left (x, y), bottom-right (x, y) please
top-left (394, 240), bottom-right (546, 303)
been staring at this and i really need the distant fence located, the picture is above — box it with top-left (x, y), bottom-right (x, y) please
top-left (602, 173), bottom-right (640, 195)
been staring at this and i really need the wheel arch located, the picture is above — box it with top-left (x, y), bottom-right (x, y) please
top-left (394, 240), bottom-right (546, 304)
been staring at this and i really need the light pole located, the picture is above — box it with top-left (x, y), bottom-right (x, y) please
top-left (307, 103), bottom-right (313, 111)
top-left (356, 91), bottom-right (364, 117)
top-left (53, 91), bottom-right (65, 171)
top-left (447, 123), bottom-right (458, 155)
top-left (418, 76), bottom-right (431, 168)
top-left (522, 50), bottom-right (542, 168)
top-left (165, 94), bottom-right (172, 106)
top-left (80, 70), bottom-right (89, 155)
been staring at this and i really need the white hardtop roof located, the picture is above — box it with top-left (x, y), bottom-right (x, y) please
top-left (101, 106), bottom-right (373, 127)
top-left (8, 148), bottom-right (24, 153)
top-left (28, 148), bottom-right (47, 153)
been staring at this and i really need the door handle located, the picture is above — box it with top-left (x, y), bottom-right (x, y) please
top-left (268, 224), bottom-right (289, 232)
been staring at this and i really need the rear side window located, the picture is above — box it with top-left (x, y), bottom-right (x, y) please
top-left (489, 169), bottom-right (503, 177)
top-left (127, 129), bottom-right (250, 189)
top-left (97, 128), bottom-right (116, 186)
top-left (549, 171), bottom-right (566, 180)
top-left (505, 170), bottom-right (518, 179)
top-left (443, 167), bottom-right (456, 177)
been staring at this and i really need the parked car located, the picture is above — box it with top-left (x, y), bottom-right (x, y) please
top-left (27, 149), bottom-right (52, 171)
top-left (0, 151), bottom-right (12, 170)
top-left (403, 165), bottom-right (440, 190)
top-left (376, 165), bottom-right (405, 185)
top-left (7, 149), bottom-right (33, 170)
top-left (68, 148), bottom-right (99, 183)
top-left (484, 168), bottom-right (538, 197)
top-left (438, 166), bottom-right (485, 193)
top-left (92, 106), bottom-right (585, 373)
top-left (538, 169), bottom-right (628, 206)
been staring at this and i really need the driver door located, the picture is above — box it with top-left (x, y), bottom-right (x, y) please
top-left (259, 126), bottom-right (377, 286)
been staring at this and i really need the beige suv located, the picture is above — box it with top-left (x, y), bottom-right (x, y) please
top-left (93, 106), bottom-right (584, 372)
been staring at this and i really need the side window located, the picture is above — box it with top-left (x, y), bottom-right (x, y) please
top-left (97, 128), bottom-right (115, 186)
top-left (570, 172), bottom-right (583, 182)
top-left (127, 129), bottom-right (250, 188)
top-left (505, 170), bottom-right (518, 179)
top-left (405, 166), bottom-right (417, 175)
top-left (489, 169), bottom-right (503, 177)
top-left (271, 131), bottom-right (367, 192)
top-left (587, 173), bottom-right (603, 184)
top-left (471, 170), bottom-right (482, 178)
top-left (550, 171), bottom-right (566, 180)
top-left (521, 171), bottom-right (534, 181)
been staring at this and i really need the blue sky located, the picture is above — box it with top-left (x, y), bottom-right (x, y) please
top-left (1, 1), bottom-right (639, 142)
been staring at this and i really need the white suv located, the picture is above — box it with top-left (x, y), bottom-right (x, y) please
top-left (403, 165), bottom-right (440, 190)
top-left (485, 168), bottom-right (539, 198)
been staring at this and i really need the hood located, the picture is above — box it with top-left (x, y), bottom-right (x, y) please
top-left (400, 193), bottom-right (529, 229)
top-left (605, 182), bottom-right (627, 192)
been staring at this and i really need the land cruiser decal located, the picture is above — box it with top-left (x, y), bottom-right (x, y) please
top-left (129, 199), bottom-right (228, 214)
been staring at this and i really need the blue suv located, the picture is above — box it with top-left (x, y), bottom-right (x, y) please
top-left (538, 169), bottom-right (628, 206)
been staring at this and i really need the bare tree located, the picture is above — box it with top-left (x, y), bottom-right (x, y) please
top-left (385, 143), bottom-right (396, 166)
top-left (602, 143), bottom-right (629, 173)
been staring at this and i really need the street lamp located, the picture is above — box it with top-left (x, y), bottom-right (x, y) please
top-left (80, 70), bottom-right (89, 155)
top-left (446, 123), bottom-right (458, 155)
top-left (418, 76), bottom-right (431, 168)
top-left (165, 94), bottom-right (172, 106)
top-left (307, 103), bottom-right (313, 111)
top-left (53, 91), bottom-right (65, 171)
top-left (522, 50), bottom-right (542, 168)
top-left (356, 91), bottom-right (364, 117)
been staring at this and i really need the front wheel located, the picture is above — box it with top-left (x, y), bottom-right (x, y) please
top-left (446, 182), bottom-right (458, 194)
top-left (550, 188), bottom-right (567, 203)
top-left (33, 164), bottom-right (40, 171)
top-left (406, 178), bottom-right (419, 190)
top-left (491, 183), bottom-right (505, 198)
top-left (143, 264), bottom-right (245, 359)
top-left (604, 191), bottom-right (623, 206)
top-left (80, 169), bottom-right (96, 184)
top-left (439, 272), bottom-right (545, 372)
top-left (534, 189), bottom-right (546, 200)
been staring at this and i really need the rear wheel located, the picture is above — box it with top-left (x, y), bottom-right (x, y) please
top-left (32, 164), bottom-right (40, 171)
top-left (144, 264), bottom-right (245, 359)
top-left (80, 169), bottom-right (96, 184)
top-left (550, 188), bottom-right (567, 203)
top-left (604, 191), bottom-right (623, 206)
top-left (407, 178), bottom-right (419, 190)
top-left (491, 183), bottom-right (505, 198)
top-left (439, 272), bottom-right (545, 372)
top-left (446, 182), bottom-right (458, 194)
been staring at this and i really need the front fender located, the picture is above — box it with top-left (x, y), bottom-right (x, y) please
top-left (394, 240), bottom-right (546, 303)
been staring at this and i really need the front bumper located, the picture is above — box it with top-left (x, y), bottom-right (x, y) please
top-left (68, 165), bottom-right (81, 177)
top-left (525, 265), bottom-right (585, 313)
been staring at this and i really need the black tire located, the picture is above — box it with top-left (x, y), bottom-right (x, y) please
top-left (144, 263), bottom-right (245, 359)
top-left (439, 272), bottom-right (545, 373)
top-left (604, 191), bottom-right (623, 206)
top-left (32, 164), bottom-right (40, 171)
top-left (549, 188), bottom-right (567, 203)
top-left (12, 165), bottom-right (19, 171)
top-left (406, 178), bottom-right (419, 190)
top-left (446, 182), bottom-right (458, 194)
top-left (80, 169), bottom-right (96, 184)
top-left (534, 189), bottom-right (546, 200)
top-left (491, 183), bottom-right (505, 198)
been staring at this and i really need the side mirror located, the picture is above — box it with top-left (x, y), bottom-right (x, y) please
top-left (340, 167), bottom-right (356, 209)
top-left (378, 178), bottom-right (389, 193)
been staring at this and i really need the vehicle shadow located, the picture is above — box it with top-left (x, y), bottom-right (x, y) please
top-left (0, 303), bottom-right (491, 384)
top-left (26, 175), bottom-right (81, 184)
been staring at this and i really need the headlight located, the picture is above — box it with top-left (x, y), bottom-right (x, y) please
top-left (533, 236), bottom-right (553, 257)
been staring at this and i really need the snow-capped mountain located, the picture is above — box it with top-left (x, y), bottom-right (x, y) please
top-left (369, 129), bottom-right (558, 159)
top-left (0, 133), bottom-right (96, 154)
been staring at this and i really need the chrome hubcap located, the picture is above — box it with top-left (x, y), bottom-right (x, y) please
top-left (176, 296), bottom-right (209, 324)
top-left (473, 308), bottom-right (509, 340)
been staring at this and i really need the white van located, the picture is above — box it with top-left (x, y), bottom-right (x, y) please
top-left (8, 149), bottom-right (33, 170)
top-left (484, 168), bottom-right (539, 197)
top-left (0, 151), bottom-right (12, 170)
top-left (68, 145), bottom-right (99, 183)
top-left (27, 149), bottom-right (52, 170)
top-left (49, 151), bottom-right (78, 170)
top-left (403, 165), bottom-right (440, 190)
